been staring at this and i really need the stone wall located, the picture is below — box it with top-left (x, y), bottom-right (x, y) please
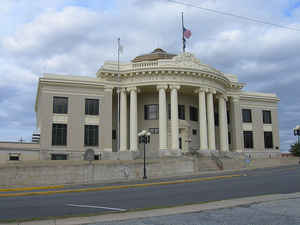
top-left (0, 157), bottom-right (195, 187)
top-left (0, 156), bottom-right (298, 187)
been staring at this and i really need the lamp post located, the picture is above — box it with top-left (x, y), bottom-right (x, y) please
top-left (293, 125), bottom-right (300, 144)
top-left (138, 130), bottom-right (151, 179)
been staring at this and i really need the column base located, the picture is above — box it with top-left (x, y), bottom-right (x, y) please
top-left (159, 149), bottom-right (170, 157)
top-left (170, 149), bottom-right (182, 156)
top-left (197, 149), bottom-right (211, 157)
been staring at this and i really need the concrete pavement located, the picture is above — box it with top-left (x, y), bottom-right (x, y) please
top-left (1, 193), bottom-right (300, 225)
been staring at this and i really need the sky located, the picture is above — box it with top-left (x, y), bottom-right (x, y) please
top-left (0, 0), bottom-right (300, 151)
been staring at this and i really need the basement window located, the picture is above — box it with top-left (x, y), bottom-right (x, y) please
top-left (9, 155), bottom-right (20, 161)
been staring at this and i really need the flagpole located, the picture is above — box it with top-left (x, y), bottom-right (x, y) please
top-left (181, 12), bottom-right (185, 53)
top-left (117, 38), bottom-right (120, 155)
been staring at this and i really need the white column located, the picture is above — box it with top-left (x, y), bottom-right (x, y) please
top-left (120, 88), bottom-right (127, 151)
top-left (170, 84), bottom-right (180, 151)
top-left (197, 88), bottom-right (208, 150)
top-left (128, 87), bottom-right (138, 152)
top-left (206, 88), bottom-right (216, 151)
top-left (218, 95), bottom-right (229, 152)
top-left (157, 85), bottom-right (168, 153)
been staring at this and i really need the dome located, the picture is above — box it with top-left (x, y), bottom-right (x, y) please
top-left (132, 48), bottom-right (177, 63)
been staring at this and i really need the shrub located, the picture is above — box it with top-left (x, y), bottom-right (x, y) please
top-left (290, 142), bottom-right (300, 157)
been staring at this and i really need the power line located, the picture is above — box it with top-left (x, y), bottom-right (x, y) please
top-left (167, 0), bottom-right (300, 32)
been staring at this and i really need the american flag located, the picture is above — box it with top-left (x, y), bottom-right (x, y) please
top-left (183, 27), bottom-right (191, 39)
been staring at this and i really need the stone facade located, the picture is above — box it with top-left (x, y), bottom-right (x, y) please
top-left (0, 49), bottom-right (280, 162)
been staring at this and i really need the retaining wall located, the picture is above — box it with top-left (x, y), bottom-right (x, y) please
top-left (0, 156), bottom-right (298, 187)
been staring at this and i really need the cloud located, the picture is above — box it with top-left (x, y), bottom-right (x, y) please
top-left (0, 0), bottom-right (299, 152)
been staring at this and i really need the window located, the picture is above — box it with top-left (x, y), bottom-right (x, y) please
top-left (264, 131), bottom-right (273, 148)
top-left (190, 106), bottom-right (198, 122)
top-left (227, 111), bottom-right (230, 124)
top-left (9, 155), bottom-right (19, 161)
top-left (263, 110), bottom-right (272, 124)
top-left (242, 109), bottom-right (252, 123)
top-left (149, 128), bottom-right (159, 134)
top-left (214, 113), bottom-right (219, 126)
top-left (243, 131), bottom-right (253, 148)
top-left (144, 104), bottom-right (158, 120)
top-left (85, 99), bottom-right (99, 115)
top-left (112, 129), bottom-right (116, 140)
top-left (192, 129), bottom-right (197, 135)
top-left (178, 105), bottom-right (185, 120)
top-left (53, 97), bottom-right (68, 114)
top-left (51, 154), bottom-right (67, 160)
top-left (84, 125), bottom-right (99, 146)
top-left (52, 124), bottom-right (67, 146)
top-left (168, 104), bottom-right (186, 120)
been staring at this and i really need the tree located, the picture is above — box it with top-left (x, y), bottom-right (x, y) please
top-left (290, 142), bottom-right (300, 157)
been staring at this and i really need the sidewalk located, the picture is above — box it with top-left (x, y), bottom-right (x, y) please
top-left (1, 192), bottom-right (300, 225)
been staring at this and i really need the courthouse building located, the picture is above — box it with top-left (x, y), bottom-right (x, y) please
top-left (32, 48), bottom-right (280, 160)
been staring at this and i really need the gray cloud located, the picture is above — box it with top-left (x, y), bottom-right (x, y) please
top-left (0, 0), bottom-right (299, 151)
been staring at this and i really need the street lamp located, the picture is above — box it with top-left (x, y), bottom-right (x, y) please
top-left (138, 130), bottom-right (151, 179)
top-left (293, 125), bottom-right (300, 144)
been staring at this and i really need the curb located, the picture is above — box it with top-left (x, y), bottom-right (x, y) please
top-left (0, 185), bottom-right (65, 192)
top-left (0, 174), bottom-right (243, 197)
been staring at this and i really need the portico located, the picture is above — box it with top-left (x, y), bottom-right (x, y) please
top-left (116, 84), bottom-right (232, 156)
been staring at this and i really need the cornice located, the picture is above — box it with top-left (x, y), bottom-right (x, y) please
top-left (97, 52), bottom-right (245, 91)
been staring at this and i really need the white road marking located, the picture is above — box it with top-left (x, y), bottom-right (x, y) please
top-left (66, 204), bottom-right (127, 211)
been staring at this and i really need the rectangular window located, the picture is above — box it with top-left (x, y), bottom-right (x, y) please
top-left (263, 110), bottom-right (272, 124)
top-left (192, 129), bottom-right (197, 135)
top-left (144, 104), bottom-right (159, 120)
top-left (112, 129), bottom-right (116, 140)
top-left (51, 154), bottom-right (67, 160)
top-left (52, 124), bottom-right (67, 146)
top-left (242, 109), bottom-right (252, 123)
top-left (53, 97), bottom-right (68, 114)
top-left (84, 125), bottom-right (99, 146)
top-left (264, 131), bottom-right (273, 148)
top-left (178, 105), bottom-right (185, 120)
top-left (168, 104), bottom-right (186, 120)
top-left (149, 128), bottom-right (159, 134)
top-left (190, 106), bottom-right (198, 122)
top-left (243, 131), bottom-right (253, 148)
top-left (214, 113), bottom-right (219, 126)
top-left (9, 155), bottom-right (19, 161)
top-left (227, 111), bottom-right (230, 124)
top-left (85, 99), bottom-right (99, 115)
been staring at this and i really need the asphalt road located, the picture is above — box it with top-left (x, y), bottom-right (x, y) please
top-left (0, 165), bottom-right (300, 221)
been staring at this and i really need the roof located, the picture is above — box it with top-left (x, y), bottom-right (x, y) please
top-left (131, 48), bottom-right (177, 62)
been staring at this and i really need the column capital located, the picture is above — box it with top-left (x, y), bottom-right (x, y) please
top-left (194, 87), bottom-right (208, 94)
top-left (117, 88), bottom-right (128, 94)
top-left (157, 84), bottom-right (168, 90)
top-left (216, 94), bottom-right (228, 101)
top-left (169, 84), bottom-right (180, 90)
top-left (127, 86), bottom-right (140, 92)
top-left (207, 87), bottom-right (216, 94)
top-left (230, 95), bottom-right (240, 103)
